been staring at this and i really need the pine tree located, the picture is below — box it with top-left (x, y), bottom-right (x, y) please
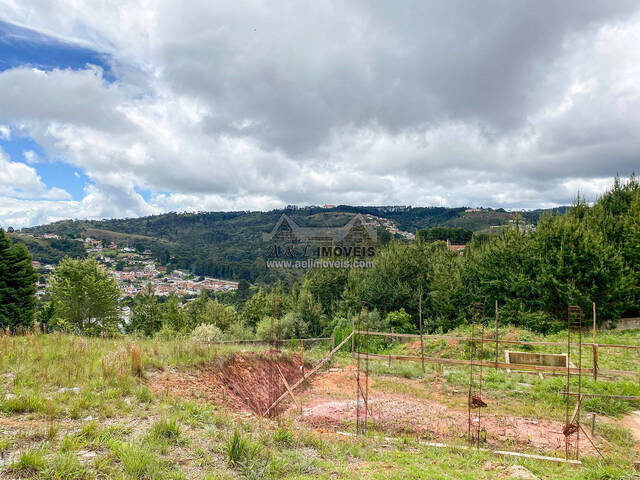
top-left (0, 229), bottom-right (38, 330)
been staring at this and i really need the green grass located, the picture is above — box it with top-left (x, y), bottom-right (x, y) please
top-left (0, 332), bottom-right (638, 479)
top-left (226, 429), bottom-right (256, 466)
top-left (273, 427), bottom-right (295, 447)
top-left (0, 437), bottom-right (10, 458)
top-left (47, 452), bottom-right (88, 479)
top-left (0, 391), bottom-right (46, 414)
top-left (150, 418), bottom-right (182, 443)
top-left (10, 449), bottom-right (47, 475)
top-left (109, 440), bottom-right (179, 479)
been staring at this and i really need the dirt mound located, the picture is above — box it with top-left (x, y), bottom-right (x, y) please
top-left (148, 351), bottom-right (305, 415)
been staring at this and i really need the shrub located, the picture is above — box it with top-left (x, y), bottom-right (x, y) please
top-left (0, 437), bottom-right (11, 457)
top-left (385, 309), bottom-right (415, 334)
top-left (224, 321), bottom-right (254, 341)
top-left (255, 312), bottom-right (308, 341)
top-left (191, 323), bottom-right (223, 342)
top-left (154, 325), bottom-right (180, 341)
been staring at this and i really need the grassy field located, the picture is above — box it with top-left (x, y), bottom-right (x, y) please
top-left (0, 332), bottom-right (638, 479)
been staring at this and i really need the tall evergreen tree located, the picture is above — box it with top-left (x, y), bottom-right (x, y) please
top-left (0, 229), bottom-right (38, 330)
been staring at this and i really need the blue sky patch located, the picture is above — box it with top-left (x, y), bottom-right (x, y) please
top-left (0, 19), bottom-right (113, 201)
top-left (0, 135), bottom-right (88, 200)
top-left (0, 20), bottom-right (114, 80)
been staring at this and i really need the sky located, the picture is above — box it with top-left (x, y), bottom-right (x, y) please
top-left (0, 1), bottom-right (638, 228)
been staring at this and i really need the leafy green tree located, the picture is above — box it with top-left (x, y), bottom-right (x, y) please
top-left (385, 308), bottom-right (414, 333)
top-left (341, 239), bottom-right (435, 325)
top-left (0, 230), bottom-right (38, 330)
top-left (35, 300), bottom-right (56, 331)
top-left (533, 205), bottom-right (626, 324)
top-left (590, 175), bottom-right (640, 316)
top-left (49, 257), bottom-right (121, 336)
top-left (185, 290), bottom-right (238, 331)
top-left (128, 283), bottom-right (162, 336)
top-left (296, 288), bottom-right (327, 336)
top-left (462, 201), bottom-right (627, 331)
top-left (461, 226), bottom-right (537, 326)
top-left (202, 299), bottom-right (238, 331)
top-left (378, 229), bottom-right (392, 245)
top-left (303, 268), bottom-right (348, 318)
top-left (417, 227), bottom-right (473, 244)
top-left (185, 290), bottom-right (211, 329)
top-left (427, 243), bottom-right (464, 330)
top-left (161, 293), bottom-right (188, 332)
top-left (236, 279), bottom-right (250, 303)
top-left (255, 312), bottom-right (308, 341)
top-left (240, 290), bottom-right (268, 328)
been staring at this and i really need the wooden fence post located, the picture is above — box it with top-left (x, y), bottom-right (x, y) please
top-left (351, 316), bottom-right (355, 355)
top-left (419, 293), bottom-right (424, 372)
top-left (495, 300), bottom-right (499, 370)
top-left (593, 302), bottom-right (598, 381)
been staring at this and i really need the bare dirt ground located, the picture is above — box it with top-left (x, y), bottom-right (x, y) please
top-left (294, 367), bottom-right (593, 455)
top-left (148, 350), bottom-right (305, 415)
top-left (148, 355), bottom-right (595, 456)
top-left (621, 410), bottom-right (640, 453)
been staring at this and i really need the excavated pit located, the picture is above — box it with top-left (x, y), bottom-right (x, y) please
top-left (148, 350), bottom-right (306, 416)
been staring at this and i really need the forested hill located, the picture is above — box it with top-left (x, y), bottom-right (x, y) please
top-left (15, 205), bottom-right (567, 283)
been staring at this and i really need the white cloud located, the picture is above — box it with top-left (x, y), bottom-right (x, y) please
top-left (0, 2), bottom-right (638, 227)
top-left (0, 125), bottom-right (10, 139)
top-left (0, 148), bottom-right (70, 201)
top-left (22, 150), bottom-right (41, 164)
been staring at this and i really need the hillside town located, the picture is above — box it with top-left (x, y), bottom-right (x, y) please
top-left (30, 236), bottom-right (238, 298)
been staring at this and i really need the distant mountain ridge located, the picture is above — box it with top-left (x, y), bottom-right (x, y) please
top-left (12, 205), bottom-right (570, 283)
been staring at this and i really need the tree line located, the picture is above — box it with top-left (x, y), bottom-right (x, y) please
top-left (1, 177), bottom-right (637, 339)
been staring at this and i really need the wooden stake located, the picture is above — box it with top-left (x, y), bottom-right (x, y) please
top-left (276, 364), bottom-right (301, 411)
top-left (264, 332), bottom-right (353, 417)
top-left (579, 422), bottom-right (604, 459)
top-left (301, 339), bottom-right (305, 378)
top-left (593, 302), bottom-right (598, 381)
top-left (351, 316), bottom-right (355, 355)
top-left (495, 300), bottom-right (499, 370)
top-left (419, 293), bottom-right (424, 372)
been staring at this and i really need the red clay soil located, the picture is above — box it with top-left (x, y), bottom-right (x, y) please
top-left (148, 354), bottom-right (595, 456)
top-left (295, 369), bottom-right (596, 456)
top-left (147, 351), bottom-right (305, 416)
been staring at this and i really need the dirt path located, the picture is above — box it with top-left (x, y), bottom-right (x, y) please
top-left (621, 410), bottom-right (640, 453)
